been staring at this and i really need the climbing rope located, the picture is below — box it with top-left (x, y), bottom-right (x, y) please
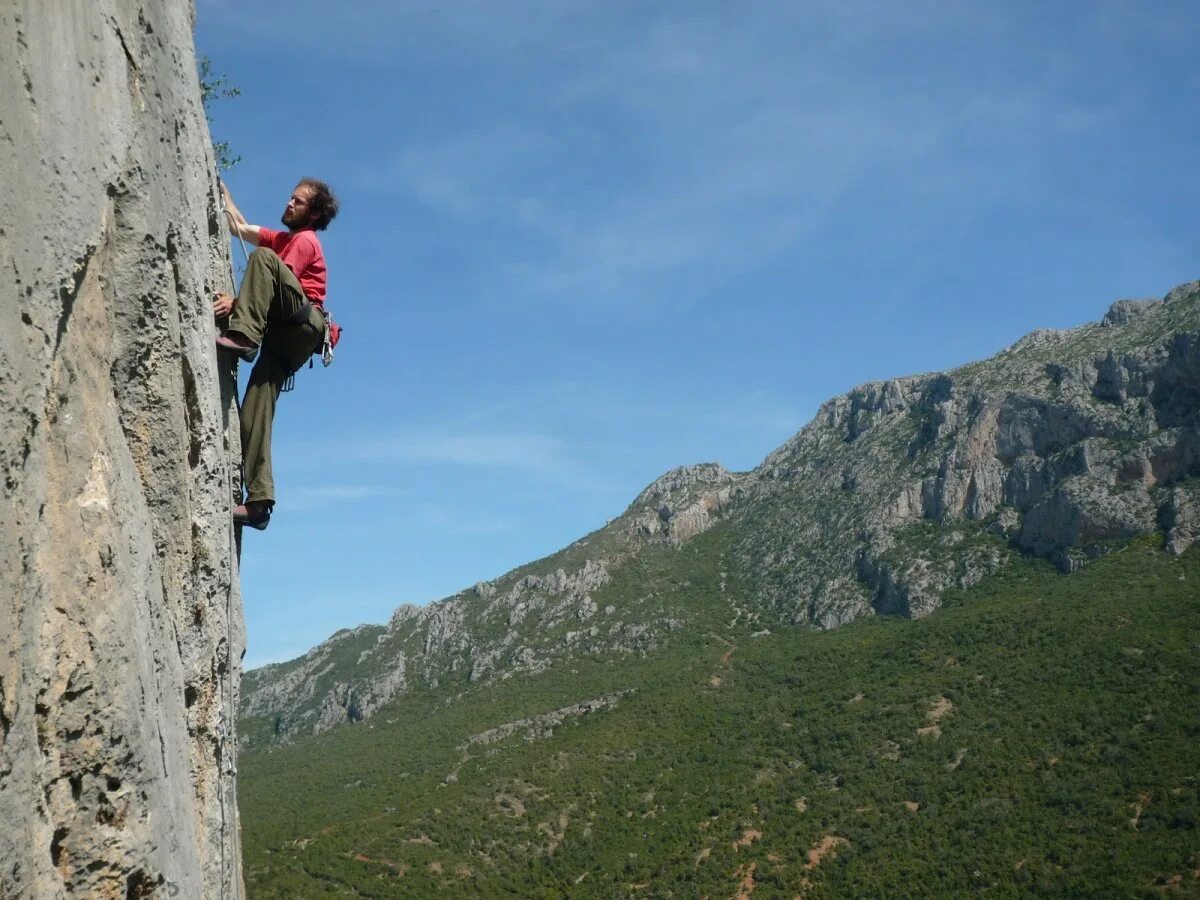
top-left (217, 200), bottom-right (245, 900)
top-left (227, 211), bottom-right (253, 271)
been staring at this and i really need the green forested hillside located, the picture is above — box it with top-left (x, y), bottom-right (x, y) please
top-left (239, 534), bottom-right (1199, 897)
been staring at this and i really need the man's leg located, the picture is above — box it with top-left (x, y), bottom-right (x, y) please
top-left (239, 308), bottom-right (323, 509)
top-left (227, 248), bottom-right (305, 346)
top-left (240, 355), bottom-right (286, 506)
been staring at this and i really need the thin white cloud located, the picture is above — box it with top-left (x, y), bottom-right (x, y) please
top-left (350, 428), bottom-right (568, 471)
top-left (520, 382), bottom-right (808, 447)
top-left (286, 484), bottom-right (400, 511)
top-left (338, 385), bottom-right (807, 474)
top-left (315, 0), bottom-right (1193, 317)
top-left (291, 418), bottom-right (628, 497)
top-left (414, 501), bottom-right (520, 536)
top-left (358, 7), bottom-right (983, 309)
top-left (389, 128), bottom-right (552, 219)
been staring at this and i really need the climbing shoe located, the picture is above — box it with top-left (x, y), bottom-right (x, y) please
top-left (233, 502), bottom-right (272, 531)
top-left (216, 330), bottom-right (259, 362)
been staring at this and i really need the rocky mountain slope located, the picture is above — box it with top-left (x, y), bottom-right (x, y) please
top-left (241, 281), bottom-right (1200, 746)
top-left (1, 4), bottom-right (246, 897)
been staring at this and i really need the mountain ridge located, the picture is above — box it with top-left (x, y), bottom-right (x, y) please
top-left (240, 280), bottom-right (1200, 745)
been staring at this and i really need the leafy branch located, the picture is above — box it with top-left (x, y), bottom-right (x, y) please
top-left (198, 55), bottom-right (241, 171)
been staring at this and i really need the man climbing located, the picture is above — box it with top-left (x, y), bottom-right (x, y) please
top-left (214, 178), bottom-right (340, 530)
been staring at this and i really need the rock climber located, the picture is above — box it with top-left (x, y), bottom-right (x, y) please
top-left (213, 178), bottom-right (339, 530)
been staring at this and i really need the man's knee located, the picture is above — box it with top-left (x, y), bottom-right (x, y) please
top-left (249, 246), bottom-right (282, 269)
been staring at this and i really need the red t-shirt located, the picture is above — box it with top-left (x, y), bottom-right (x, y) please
top-left (257, 227), bottom-right (327, 305)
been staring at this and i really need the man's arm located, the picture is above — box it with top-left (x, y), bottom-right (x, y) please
top-left (220, 181), bottom-right (262, 245)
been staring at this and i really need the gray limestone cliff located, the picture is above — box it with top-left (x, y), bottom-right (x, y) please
top-left (1, 3), bottom-right (245, 897)
top-left (746, 283), bottom-right (1200, 623)
top-left (242, 281), bottom-right (1200, 746)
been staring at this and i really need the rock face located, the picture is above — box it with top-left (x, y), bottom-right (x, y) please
top-left (242, 282), bottom-right (1200, 747)
top-left (1, 4), bottom-right (245, 898)
top-left (625, 463), bottom-right (744, 543)
top-left (459, 691), bottom-right (634, 749)
top-left (744, 287), bottom-right (1200, 621)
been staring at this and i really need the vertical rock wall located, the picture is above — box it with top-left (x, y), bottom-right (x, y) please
top-left (0, 2), bottom-right (245, 897)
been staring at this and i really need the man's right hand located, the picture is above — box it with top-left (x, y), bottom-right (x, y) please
top-left (213, 292), bottom-right (236, 318)
top-left (218, 180), bottom-right (261, 245)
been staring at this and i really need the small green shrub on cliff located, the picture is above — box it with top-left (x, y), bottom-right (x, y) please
top-left (198, 56), bottom-right (240, 171)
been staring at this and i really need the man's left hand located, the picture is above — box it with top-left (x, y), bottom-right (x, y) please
top-left (213, 292), bottom-right (236, 318)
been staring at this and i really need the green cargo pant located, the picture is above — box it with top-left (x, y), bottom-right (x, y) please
top-left (230, 247), bottom-right (324, 505)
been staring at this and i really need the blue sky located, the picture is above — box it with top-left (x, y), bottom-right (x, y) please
top-left (195, 1), bottom-right (1199, 668)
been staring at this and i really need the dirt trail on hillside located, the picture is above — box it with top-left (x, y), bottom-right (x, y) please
top-left (804, 836), bottom-right (848, 870)
top-left (1129, 792), bottom-right (1152, 829)
top-left (917, 696), bottom-right (954, 737)
top-left (349, 851), bottom-right (407, 875)
top-left (708, 639), bottom-right (736, 686)
top-left (314, 808), bottom-right (392, 839)
top-left (734, 861), bottom-right (758, 898)
top-left (731, 828), bottom-right (762, 849)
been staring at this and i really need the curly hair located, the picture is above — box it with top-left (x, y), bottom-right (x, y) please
top-left (297, 178), bottom-right (340, 231)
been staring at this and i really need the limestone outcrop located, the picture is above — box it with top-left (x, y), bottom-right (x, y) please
top-left (1, 3), bottom-right (244, 897)
top-left (744, 285), bottom-right (1200, 621)
top-left (459, 691), bottom-right (634, 749)
top-left (625, 463), bottom-right (745, 544)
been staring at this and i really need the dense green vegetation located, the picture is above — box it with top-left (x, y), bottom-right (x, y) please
top-left (239, 537), bottom-right (1199, 897)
